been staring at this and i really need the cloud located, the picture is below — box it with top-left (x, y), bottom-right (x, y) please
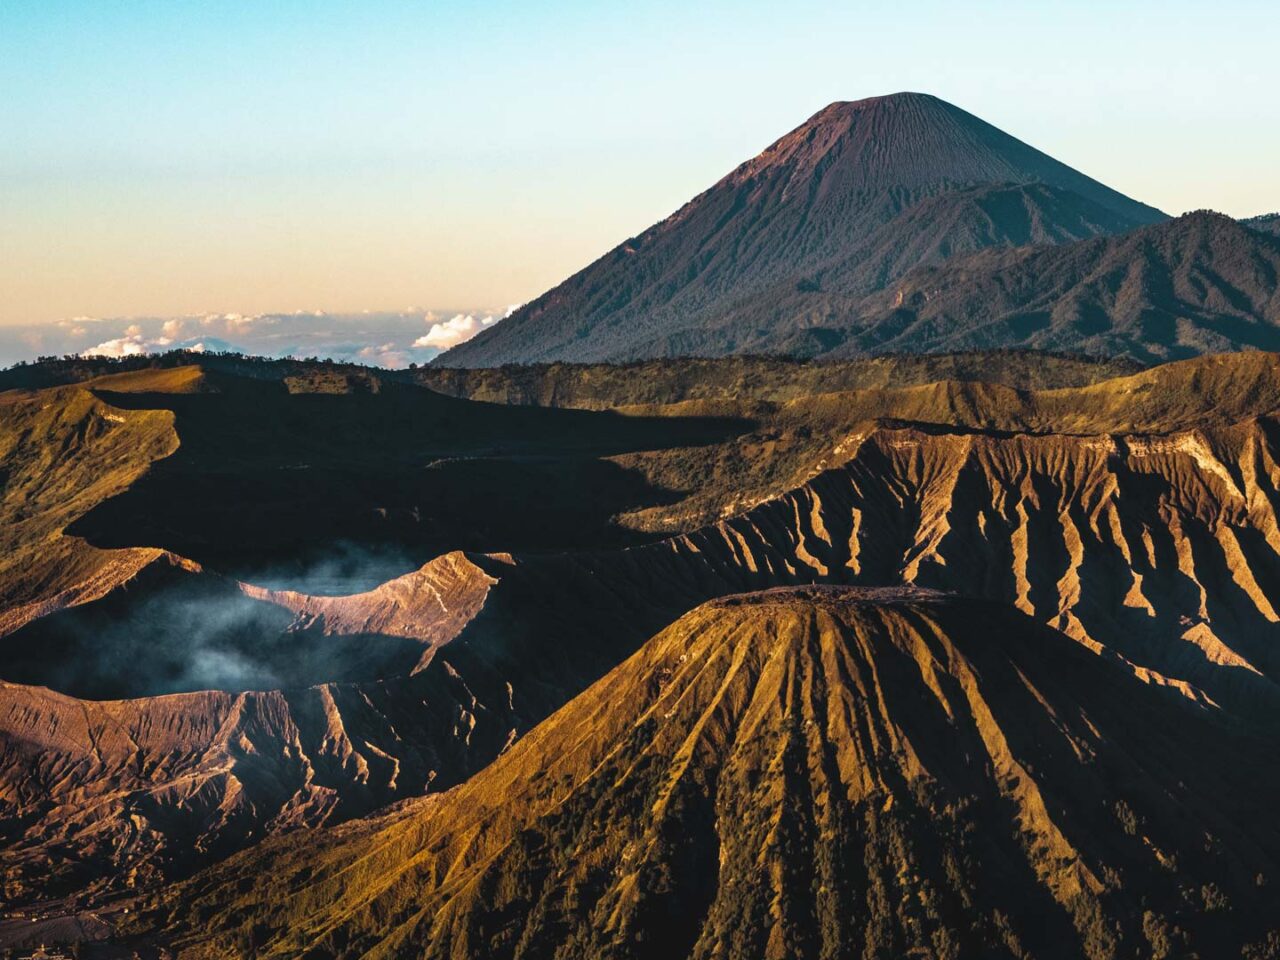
top-left (198, 312), bottom-right (264, 334)
top-left (81, 335), bottom-right (151, 358)
top-left (80, 331), bottom-right (207, 359)
top-left (413, 312), bottom-right (505, 350)
top-left (357, 342), bottom-right (411, 368)
top-left (1, 308), bottom-right (508, 368)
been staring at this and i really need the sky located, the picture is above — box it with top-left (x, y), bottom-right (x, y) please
top-left (2, 0), bottom-right (1277, 361)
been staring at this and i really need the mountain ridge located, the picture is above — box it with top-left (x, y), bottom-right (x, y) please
top-left (11, 353), bottom-right (1280, 951)
top-left (439, 93), bottom-right (1165, 367)
top-left (148, 588), bottom-right (1280, 959)
top-left (816, 210), bottom-right (1280, 361)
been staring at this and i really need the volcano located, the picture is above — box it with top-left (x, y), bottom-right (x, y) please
top-left (437, 93), bottom-right (1166, 366)
top-left (152, 588), bottom-right (1280, 959)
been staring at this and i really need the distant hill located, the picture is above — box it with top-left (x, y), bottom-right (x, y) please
top-left (414, 350), bottom-right (1141, 407)
top-left (1245, 212), bottom-right (1280, 237)
top-left (810, 211), bottom-right (1280, 362)
top-left (438, 93), bottom-right (1165, 366)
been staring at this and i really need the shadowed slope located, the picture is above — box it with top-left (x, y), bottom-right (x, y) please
top-left (822, 211), bottom-right (1280, 361)
top-left (11, 353), bottom-right (1280, 924)
top-left (68, 367), bottom-right (746, 578)
top-left (1245, 213), bottom-right (1280, 237)
top-left (439, 93), bottom-right (1162, 366)
top-left (153, 589), bottom-right (1280, 959)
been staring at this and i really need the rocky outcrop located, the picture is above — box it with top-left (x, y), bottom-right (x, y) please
top-left (660, 419), bottom-right (1280, 716)
top-left (0, 553), bottom-right (507, 905)
top-left (242, 551), bottom-right (497, 672)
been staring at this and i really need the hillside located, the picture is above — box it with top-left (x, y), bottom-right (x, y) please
top-left (416, 350), bottom-right (1141, 408)
top-left (438, 93), bottom-right (1163, 366)
top-left (1246, 212), bottom-right (1280, 237)
top-left (150, 589), bottom-right (1280, 959)
top-left (0, 370), bottom-right (184, 631)
top-left (813, 210), bottom-right (1280, 361)
top-left (9, 352), bottom-right (1280, 952)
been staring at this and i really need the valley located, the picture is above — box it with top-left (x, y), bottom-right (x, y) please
top-left (4, 84), bottom-right (1280, 959)
top-left (5, 351), bottom-right (1280, 956)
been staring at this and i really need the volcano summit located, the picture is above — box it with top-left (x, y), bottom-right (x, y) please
top-left (438, 92), bottom-right (1170, 366)
top-left (4, 83), bottom-right (1280, 960)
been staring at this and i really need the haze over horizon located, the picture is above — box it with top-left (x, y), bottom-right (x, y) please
top-left (3, 0), bottom-right (1277, 334)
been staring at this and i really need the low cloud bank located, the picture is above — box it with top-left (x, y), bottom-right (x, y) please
top-left (414, 304), bottom-right (521, 350)
top-left (82, 333), bottom-right (210, 359)
top-left (416, 314), bottom-right (491, 350)
top-left (0, 306), bottom-right (522, 370)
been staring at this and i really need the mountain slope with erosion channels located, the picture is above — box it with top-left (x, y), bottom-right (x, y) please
top-left (5, 352), bottom-right (1280, 955)
top-left (437, 92), bottom-right (1166, 366)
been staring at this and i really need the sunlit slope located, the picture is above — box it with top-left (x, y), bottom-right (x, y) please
top-left (612, 351), bottom-right (1280, 531)
top-left (415, 351), bottom-right (1142, 407)
top-left (661, 419), bottom-right (1280, 716)
top-left (10, 352), bottom-right (1280, 914)
top-left (155, 589), bottom-right (1280, 959)
top-left (0, 372), bottom-right (185, 632)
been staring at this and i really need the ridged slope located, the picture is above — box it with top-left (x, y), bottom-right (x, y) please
top-left (820, 211), bottom-right (1280, 361)
top-left (0, 672), bottom-right (489, 903)
top-left (155, 589), bottom-right (1280, 959)
top-left (717, 95), bottom-right (1159, 208)
top-left (12, 354), bottom-right (1280, 913)
top-left (0, 552), bottom-right (508, 904)
top-left (439, 93), bottom-right (1162, 366)
top-left (664, 416), bottom-right (1280, 717)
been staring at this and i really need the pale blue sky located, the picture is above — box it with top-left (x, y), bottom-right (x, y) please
top-left (2, 0), bottom-right (1277, 325)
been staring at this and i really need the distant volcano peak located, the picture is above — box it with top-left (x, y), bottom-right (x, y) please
top-left (437, 93), bottom-right (1168, 368)
top-left (732, 91), bottom-right (1122, 199)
